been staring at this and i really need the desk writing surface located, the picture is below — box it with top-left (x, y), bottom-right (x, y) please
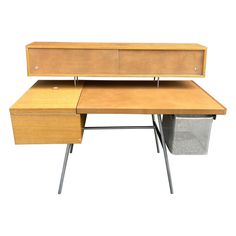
top-left (77, 81), bottom-right (226, 115)
top-left (11, 80), bottom-right (84, 114)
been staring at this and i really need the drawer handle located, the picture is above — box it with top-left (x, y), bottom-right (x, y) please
top-left (194, 66), bottom-right (199, 72)
top-left (34, 65), bottom-right (39, 70)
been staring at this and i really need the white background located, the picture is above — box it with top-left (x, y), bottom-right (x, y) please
top-left (0, 0), bottom-right (235, 235)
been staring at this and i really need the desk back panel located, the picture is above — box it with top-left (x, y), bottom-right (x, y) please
top-left (26, 42), bottom-right (207, 77)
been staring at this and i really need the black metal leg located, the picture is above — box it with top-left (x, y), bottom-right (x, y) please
top-left (157, 115), bottom-right (174, 194)
top-left (153, 118), bottom-right (163, 148)
top-left (152, 115), bottom-right (160, 153)
top-left (70, 144), bottom-right (74, 153)
top-left (58, 144), bottom-right (72, 194)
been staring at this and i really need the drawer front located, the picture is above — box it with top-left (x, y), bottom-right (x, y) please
top-left (11, 114), bottom-right (86, 144)
top-left (119, 50), bottom-right (205, 76)
top-left (28, 49), bottom-right (119, 76)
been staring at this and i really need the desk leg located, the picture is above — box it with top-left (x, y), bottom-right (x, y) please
top-left (58, 144), bottom-right (72, 194)
top-left (157, 115), bottom-right (174, 194)
top-left (70, 144), bottom-right (74, 154)
top-left (152, 115), bottom-right (160, 153)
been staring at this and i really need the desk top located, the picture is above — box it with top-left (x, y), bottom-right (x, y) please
top-left (11, 80), bottom-right (226, 115)
top-left (77, 81), bottom-right (226, 115)
top-left (27, 42), bottom-right (206, 50)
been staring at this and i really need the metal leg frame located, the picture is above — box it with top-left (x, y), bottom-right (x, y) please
top-left (58, 144), bottom-right (73, 194)
top-left (152, 115), bottom-right (160, 153)
top-left (156, 115), bottom-right (174, 194)
top-left (57, 115), bottom-right (174, 194)
top-left (153, 118), bottom-right (163, 148)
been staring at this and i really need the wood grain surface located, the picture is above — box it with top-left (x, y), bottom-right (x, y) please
top-left (27, 42), bottom-right (206, 50)
top-left (10, 80), bottom-right (84, 114)
top-left (10, 80), bottom-right (86, 144)
top-left (28, 49), bottom-right (119, 76)
top-left (11, 114), bottom-right (86, 144)
top-left (77, 80), bottom-right (226, 115)
top-left (119, 50), bottom-right (204, 75)
top-left (26, 42), bottom-right (207, 77)
top-left (10, 79), bottom-right (226, 144)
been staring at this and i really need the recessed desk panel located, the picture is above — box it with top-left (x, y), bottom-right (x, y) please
top-left (77, 81), bottom-right (226, 115)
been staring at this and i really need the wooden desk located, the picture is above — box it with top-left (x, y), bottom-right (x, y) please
top-left (10, 42), bottom-right (226, 194)
top-left (11, 80), bottom-right (226, 145)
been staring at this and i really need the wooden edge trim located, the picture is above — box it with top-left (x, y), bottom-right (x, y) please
top-left (26, 45), bottom-right (30, 76)
top-left (76, 108), bottom-right (226, 115)
top-left (202, 48), bottom-right (207, 77)
top-left (14, 140), bottom-right (82, 145)
top-left (26, 74), bottom-right (206, 77)
top-left (26, 43), bottom-right (207, 50)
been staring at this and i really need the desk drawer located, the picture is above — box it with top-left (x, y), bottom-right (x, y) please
top-left (11, 113), bottom-right (86, 144)
top-left (119, 50), bottom-right (205, 76)
top-left (28, 49), bottom-right (119, 76)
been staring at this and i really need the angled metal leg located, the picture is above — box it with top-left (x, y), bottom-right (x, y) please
top-left (157, 115), bottom-right (174, 194)
top-left (70, 144), bottom-right (74, 153)
top-left (153, 119), bottom-right (163, 148)
top-left (58, 144), bottom-right (72, 194)
top-left (152, 115), bottom-right (160, 153)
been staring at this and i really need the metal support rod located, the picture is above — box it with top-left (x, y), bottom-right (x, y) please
top-left (152, 115), bottom-right (160, 153)
top-left (74, 76), bottom-right (78, 87)
top-left (58, 144), bottom-right (72, 194)
top-left (153, 120), bottom-right (163, 147)
top-left (157, 115), bottom-right (174, 194)
top-left (70, 144), bottom-right (74, 154)
top-left (154, 77), bottom-right (160, 88)
top-left (84, 126), bottom-right (154, 130)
